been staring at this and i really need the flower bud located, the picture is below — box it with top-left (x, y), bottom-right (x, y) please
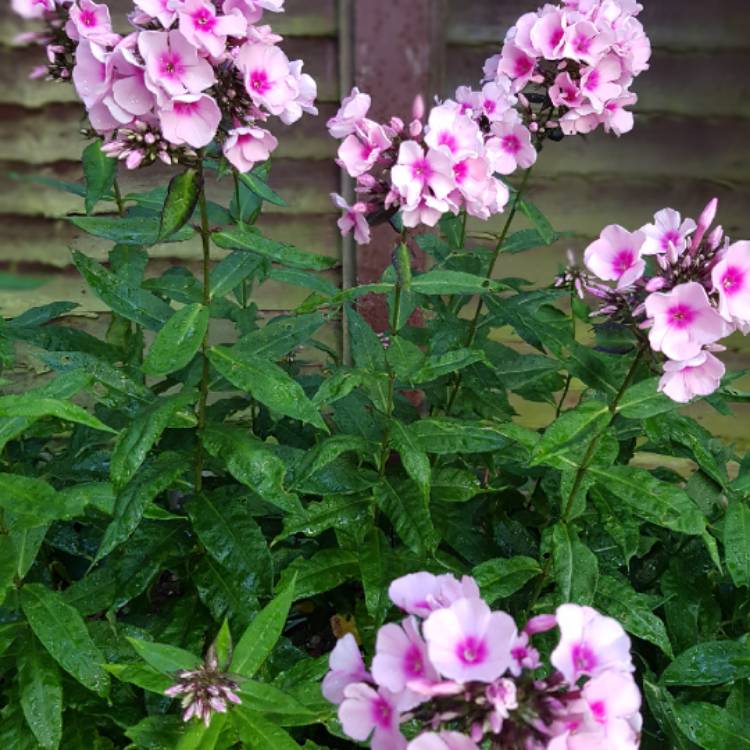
top-left (646, 276), bottom-right (667, 292)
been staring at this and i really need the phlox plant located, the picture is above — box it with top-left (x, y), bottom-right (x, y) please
top-left (0, 1), bottom-right (748, 749)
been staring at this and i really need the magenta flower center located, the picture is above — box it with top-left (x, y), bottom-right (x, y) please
top-left (511, 646), bottom-right (528, 662)
top-left (172, 100), bottom-right (200, 116)
top-left (80, 9), bottom-right (97, 26)
top-left (403, 644), bottom-right (425, 678)
top-left (548, 27), bottom-right (564, 49)
top-left (721, 266), bottom-right (745, 296)
top-left (453, 160), bottom-right (468, 184)
top-left (590, 700), bottom-right (607, 724)
top-left (191, 8), bottom-right (216, 31)
top-left (660, 230), bottom-right (681, 250)
top-left (249, 69), bottom-right (271, 94)
top-left (571, 642), bottom-right (597, 674)
top-left (456, 636), bottom-right (488, 666)
top-left (501, 134), bottom-right (521, 155)
top-left (667, 303), bottom-right (696, 329)
top-left (371, 697), bottom-right (392, 730)
top-left (514, 56), bottom-right (533, 77)
top-left (411, 158), bottom-right (433, 182)
top-left (160, 52), bottom-right (185, 79)
top-left (612, 248), bottom-right (635, 275)
top-left (584, 69), bottom-right (600, 92)
top-left (438, 131), bottom-right (458, 153)
top-left (484, 98), bottom-right (497, 114)
top-left (573, 33), bottom-right (592, 54)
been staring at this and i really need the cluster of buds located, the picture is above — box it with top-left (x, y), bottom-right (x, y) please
top-left (485, 0), bottom-right (651, 137)
top-left (327, 81), bottom-right (536, 243)
top-left (13, 0), bottom-right (317, 171)
top-left (323, 571), bottom-right (641, 749)
top-left (565, 199), bottom-right (750, 403)
top-left (164, 646), bottom-right (242, 727)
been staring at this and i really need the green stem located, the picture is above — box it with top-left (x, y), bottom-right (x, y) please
top-left (194, 161), bottom-right (212, 494)
top-left (444, 167), bottom-right (533, 414)
top-left (112, 178), bottom-right (125, 217)
top-left (233, 170), bottom-right (243, 226)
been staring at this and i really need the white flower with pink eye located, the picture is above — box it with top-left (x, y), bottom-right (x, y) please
top-left (645, 282), bottom-right (730, 361)
top-left (583, 224), bottom-right (646, 288)
top-left (67, 0), bottom-right (119, 46)
top-left (486, 122), bottom-right (537, 175)
top-left (236, 42), bottom-right (298, 116)
top-left (134, 0), bottom-right (178, 28)
top-left (223, 126), bottom-right (278, 173)
top-left (12, 0), bottom-right (55, 20)
top-left (107, 35), bottom-right (156, 119)
top-left (391, 141), bottom-right (455, 208)
top-left (400, 195), bottom-right (453, 229)
top-left (372, 616), bottom-right (438, 703)
top-left (388, 572), bottom-right (481, 618)
top-left (712, 241), bottom-right (750, 324)
top-left (336, 120), bottom-right (391, 178)
top-left (177, 0), bottom-right (247, 59)
top-left (550, 604), bottom-right (634, 686)
top-left (139, 30), bottom-right (215, 103)
top-left (72, 39), bottom-right (111, 110)
top-left (564, 20), bottom-right (613, 64)
top-left (581, 670), bottom-right (642, 745)
top-left (508, 630), bottom-right (541, 677)
top-left (327, 87), bottom-right (372, 138)
top-left (658, 349), bottom-right (726, 403)
top-left (321, 633), bottom-right (370, 705)
top-left (338, 683), bottom-right (407, 750)
top-left (331, 193), bottom-right (371, 245)
top-left (498, 42), bottom-right (536, 88)
top-left (580, 55), bottom-right (623, 113)
top-left (278, 59), bottom-right (318, 125)
top-left (600, 91), bottom-right (638, 136)
top-left (640, 208), bottom-right (697, 256)
top-left (159, 93), bottom-right (221, 148)
top-left (408, 731), bottom-right (480, 750)
top-left (475, 79), bottom-right (516, 123)
top-left (549, 72), bottom-right (584, 109)
top-left (423, 597), bottom-right (517, 684)
top-left (529, 7), bottom-right (567, 59)
top-left (424, 103), bottom-right (483, 162)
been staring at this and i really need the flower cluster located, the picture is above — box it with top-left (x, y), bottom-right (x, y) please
top-left (575, 198), bottom-right (750, 402)
top-left (327, 80), bottom-right (538, 243)
top-left (322, 571), bottom-right (641, 749)
top-left (485, 0), bottom-right (651, 137)
top-left (13, 0), bottom-right (317, 170)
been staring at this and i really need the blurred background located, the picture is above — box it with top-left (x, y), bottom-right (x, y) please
top-left (1, 0), bottom-right (748, 445)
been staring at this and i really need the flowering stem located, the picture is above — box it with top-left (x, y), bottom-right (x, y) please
top-left (194, 160), bottom-right (212, 495)
top-left (112, 178), bottom-right (125, 217)
top-left (444, 167), bottom-right (533, 414)
top-left (232, 170), bottom-right (243, 226)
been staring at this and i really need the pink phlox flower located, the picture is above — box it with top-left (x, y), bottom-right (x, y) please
top-left (236, 42), bottom-right (298, 116)
top-left (508, 631), bottom-right (541, 677)
top-left (498, 41), bottom-right (537, 89)
top-left (223, 125), bottom-right (278, 173)
top-left (391, 141), bottom-right (455, 207)
top-left (645, 282), bottom-right (730, 361)
top-left (107, 34), bottom-right (156, 119)
top-left (583, 224), bottom-right (645, 288)
top-left (372, 616), bottom-right (439, 707)
top-left (524, 613), bottom-right (557, 635)
top-left (485, 677), bottom-right (519, 733)
top-left (388, 572), bottom-right (481, 618)
top-left (580, 54), bottom-right (622, 113)
top-left (321, 633), bottom-right (371, 705)
top-left (326, 87), bottom-right (371, 138)
top-left (72, 38), bottom-right (112, 109)
top-left (406, 679), bottom-right (464, 698)
top-left (227, 0), bottom-right (284, 24)
top-left (564, 20), bottom-right (612, 64)
top-left (134, 0), bottom-right (178, 28)
top-left (712, 241), bottom-right (750, 324)
top-left (640, 208), bottom-right (696, 256)
top-left (177, 0), bottom-right (247, 59)
top-left (486, 122), bottom-right (537, 175)
top-left (331, 193), bottom-right (371, 245)
top-left (408, 731), bottom-right (481, 750)
top-left (599, 90), bottom-right (637, 135)
top-left (277, 59), bottom-right (318, 124)
top-left (549, 72), bottom-right (584, 109)
top-left (336, 120), bottom-right (391, 178)
top-left (690, 197), bottom-right (719, 253)
top-left (159, 93), bottom-right (221, 147)
top-left (550, 604), bottom-right (634, 686)
top-left (530, 6), bottom-right (569, 59)
top-left (481, 53), bottom-right (501, 83)
top-left (241, 22), bottom-right (283, 44)
top-left (338, 683), bottom-right (408, 750)
top-left (400, 195), bottom-right (453, 229)
top-left (658, 349), bottom-right (726, 404)
top-left (139, 30), bottom-right (215, 103)
top-left (476, 79), bottom-right (516, 123)
top-left (424, 103), bottom-right (483, 162)
top-left (67, 0), bottom-right (120, 46)
top-left (11, 0), bottom-right (55, 20)
top-left (423, 597), bottom-right (517, 684)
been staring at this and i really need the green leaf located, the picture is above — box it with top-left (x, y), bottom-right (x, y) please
top-left (110, 390), bottom-right (196, 488)
top-left (551, 524), bottom-right (598, 605)
top-left (724, 501), bottom-right (750, 588)
top-left (661, 641), bottom-right (750, 686)
top-left (142, 304), bottom-right (209, 376)
top-left (187, 493), bottom-right (272, 596)
top-left (232, 708), bottom-right (302, 750)
top-left (674, 702), bottom-right (750, 749)
top-left (126, 638), bottom-right (199, 674)
top-left (472, 556), bottom-right (541, 603)
top-left (0, 474), bottom-right (78, 526)
top-left (18, 633), bottom-right (63, 749)
top-left (72, 250), bottom-right (174, 331)
top-left (238, 169), bottom-right (287, 207)
top-left (20, 584), bottom-right (110, 696)
top-left (431, 469), bottom-right (483, 503)
top-left (104, 662), bottom-right (172, 694)
top-left (209, 251), bottom-right (264, 300)
top-left (8, 522), bottom-right (48, 579)
top-left (208, 346), bottom-right (327, 431)
top-left (519, 197), bottom-right (555, 243)
top-left (8, 301), bottom-right (78, 329)
top-left (359, 527), bottom-right (395, 626)
top-left (69, 216), bottom-right (194, 245)
top-left (618, 377), bottom-right (679, 419)
top-left (501, 228), bottom-right (556, 254)
top-left (97, 452), bottom-right (186, 561)
top-left (125, 716), bottom-right (183, 750)
top-left (234, 313), bottom-right (326, 361)
top-left (159, 168), bottom-right (202, 240)
top-left (175, 714), bottom-right (228, 750)
top-left (291, 435), bottom-right (373, 488)
top-left (212, 226), bottom-right (335, 271)
top-left (202, 425), bottom-right (301, 514)
top-left (82, 140), bottom-right (116, 215)
top-left (390, 420), bottom-right (431, 499)
top-left (345, 306), bottom-right (386, 371)
top-left (278, 549), bottom-right (358, 599)
top-left (407, 419), bottom-right (510, 454)
top-left (596, 575), bottom-right (672, 656)
top-left (412, 349), bottom-right (488, 384)
top-left (590, 465), bottom-right (706, 535)
top-left (231, 576), bottom-right (296, 678)
top-left (277, 495), bottom-right (372, 542)
top-left (411, 269), bottom-right (505, 295)
top-left (0, 394), bottom-right (115, 434)
top-left (0, 534), bottom-right (17, 604)
top-left (374, 478), bottom-right (438, 555)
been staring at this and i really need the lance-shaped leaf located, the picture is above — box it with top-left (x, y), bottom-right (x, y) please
top-left (411, 269), bottom-right (507, 295)
top-left (20, 584), bottom-right (110, 696)
top-left (617, 377), bottom-right (679, 419)
top-left (126, 638), bottom-right (199, 674)
top-left (725, 501), bottom-right (750, 588)
top-left (374, 478), bottom-right (438, 555)
top-left (232, 708), bottom-right (302, 750)
top-left (519, 197), bottom-right (556, 243)
top-left (0, 474), bottom-right (80, 527)
top-left (551, 523), bottom-right (598, 605)
top-left (208, 346), bottom-right (327, 431)
top-left (661, 641), bottom-right (750, 686)
top-left (238, 168), bottom-right (287, 206)
top-left (360, 527), bottom-right (397, 626)
top-left (209, 251), bottom-right (264, 300)
top-left (0, 394), bottom-right (115, 434)
top-left (159, 167), bottom-right (202, 240)
top-left (407, 418), bottom-right (511, 454)
top-left (69, 216), bottom-right (194, 245)
top-left (142, 304), bottom-right (209, 376)
top-left (82, 140), bottom-right (116, 214)
top-left (234, 312), bottom-right (326, 361)
top-left (390, 420), bottom-right (431, 499)
top-left (472, 556), bottom-right (541, 604)
top-left (277, 549), bottom-right (358, 600)
top-left (674, 702), bottom-right (750, 749)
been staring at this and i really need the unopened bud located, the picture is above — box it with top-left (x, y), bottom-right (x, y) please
top-left (411, 94), bottom-right (425, 121)
top-left (690, 197), bottom-right (718, 253)
top-left (646, 276), bottom-right (667, 292)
